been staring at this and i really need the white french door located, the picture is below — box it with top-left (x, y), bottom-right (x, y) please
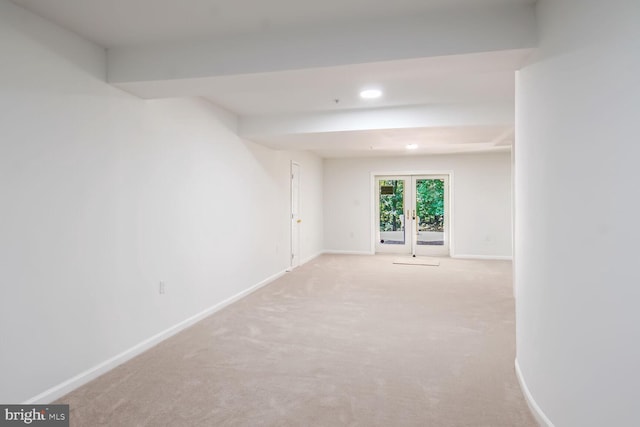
top-left (375, 175), bottom-right (450, 256)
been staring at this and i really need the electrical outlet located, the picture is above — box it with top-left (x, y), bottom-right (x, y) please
top-left (159, 281), bottom-right (166, 295)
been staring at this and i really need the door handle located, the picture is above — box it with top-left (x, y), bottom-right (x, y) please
top-left (296, 219), bottom-right (302, 223)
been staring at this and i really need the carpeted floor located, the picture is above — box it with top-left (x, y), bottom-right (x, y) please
top-left (57, 254), bottom-right (536, 426)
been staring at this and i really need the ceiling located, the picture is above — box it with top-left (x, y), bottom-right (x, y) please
top-left (122, 50), bottom-right (527, 116)
top-left (12, 0), bottom-right (535, 48)
top-left (253, 126), bottom-right (514, 158)
top-left (10, 0), bottom-right (537, 158)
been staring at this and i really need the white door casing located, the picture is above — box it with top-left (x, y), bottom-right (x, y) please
top-left (290, 162), bottom-right (301, 268)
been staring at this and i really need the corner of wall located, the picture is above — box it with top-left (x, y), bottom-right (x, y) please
top-left (515, 359), bottom-right (555, 427)
top-left (24, 268), bottom-right (289, 404)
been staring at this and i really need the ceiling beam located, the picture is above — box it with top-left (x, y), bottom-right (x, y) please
top-left (239, 103), bottom-right (514, 140)
top-left (108, 3), bottom-right (536, 84)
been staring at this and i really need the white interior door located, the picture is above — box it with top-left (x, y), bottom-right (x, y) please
top-left (375, 174), bottom-right (450, 256)
top-left (290, 162), bottom-right (301, 268)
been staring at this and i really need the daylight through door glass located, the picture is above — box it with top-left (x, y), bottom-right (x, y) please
top-left (379, 180), bottom-right (405, 245)
top-left (415, 179), bottom-right (445, 246)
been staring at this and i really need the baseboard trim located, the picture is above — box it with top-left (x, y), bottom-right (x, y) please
top-left (515, 358), bottom-right (555, 427)
top-left (323, 250), bottom-right (374, 256)
top-left (452, 254), bottom-right (513, 261)
top-left (286, 251), bottom-right (325, 271)
top-left (24, 268), bottom-right (288, 405)
top-left (301, 251), bottom-right (324, 265)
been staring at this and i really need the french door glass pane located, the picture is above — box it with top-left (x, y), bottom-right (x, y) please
top-left (415, 179), bottom-right (445, 246)
top-left (379, 179), bottom-right (405, 245)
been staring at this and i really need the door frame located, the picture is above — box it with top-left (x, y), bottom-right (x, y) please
top-left (370, 170), bottom-right (455, 256)
top-left (290, 161), bottom-right (301, 269)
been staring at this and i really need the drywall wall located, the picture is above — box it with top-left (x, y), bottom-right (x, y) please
top-left (293, 152), bottom-right (324, 263)
top-left (323, 152), bottom-right (512, 257)
top-left (515, 0), bottom-right (640, 425)
top-left (0, 0), bottom-right (322, 403)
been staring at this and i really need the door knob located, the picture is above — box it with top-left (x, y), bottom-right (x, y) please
top-left (297, 219), bottom-right (302, 223)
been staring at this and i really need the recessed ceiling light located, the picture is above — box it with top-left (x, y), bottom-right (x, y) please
top-left (406, 144), bottom-right (418, 150)
top-left (360, 89), bottom-right (382, 99)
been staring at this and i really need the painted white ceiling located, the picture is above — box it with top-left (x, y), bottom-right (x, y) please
top-left (10, 0), bottom-right (535, 157)
top-left (252, 126), bottom-right (514, 158)
top-left (12, 0), bottom-right (535, 48)
top-left (209, 65), bottom-right (514, 116)
top-left (119, 50), bottom-right (529, 116)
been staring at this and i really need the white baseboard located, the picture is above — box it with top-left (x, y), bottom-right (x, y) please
top-left (25, 268), bottom-right (288, 405)
top-left (301, 251), bottom-right (324, 265)
top-left (286, 251), bottom-right (325, 271)
top-left (452, 254), bottom-right (513, 261)
top-left (323, 250), bottom-right (374, 256)
top-left (515, 358), bottom-right (555, 427)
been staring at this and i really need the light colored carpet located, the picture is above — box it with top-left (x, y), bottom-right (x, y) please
top-left (56, 254), bottom-right (536, 426)
top-left (393, 256), bottom-right (441, 266)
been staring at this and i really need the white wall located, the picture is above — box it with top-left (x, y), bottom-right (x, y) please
top-left (515, 0), bottom-right (640, 426)
top-left (0, 0), bottom-right (322, 403)
top-left (293, 152), bottom-right (324, 263)
top-left (323, 152), bottom-right (512, 258)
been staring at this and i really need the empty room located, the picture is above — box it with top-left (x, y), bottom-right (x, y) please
top-left (1, 0), bottom-right (638, 426)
